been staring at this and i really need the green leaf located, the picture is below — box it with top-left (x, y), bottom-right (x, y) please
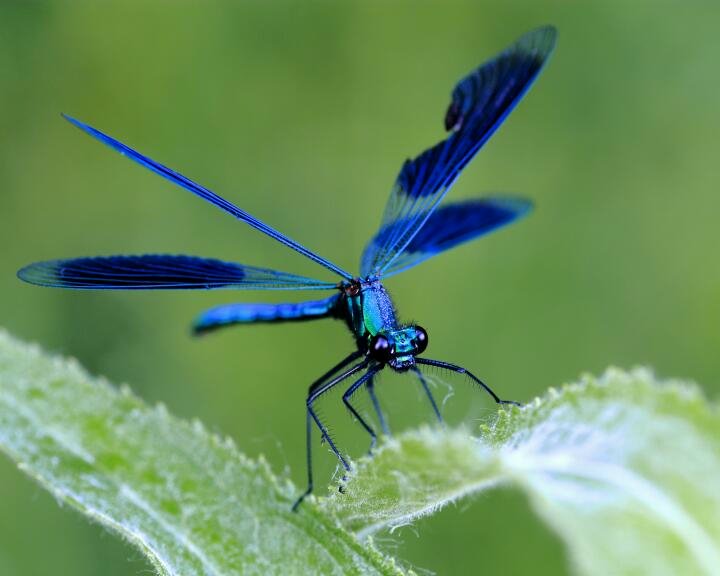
top-left (326, 369), bottom-right (720, 576)
top-left (2, 328), bottom-right (719, 576)
top-left (0, 330), bottom-right (406, 576)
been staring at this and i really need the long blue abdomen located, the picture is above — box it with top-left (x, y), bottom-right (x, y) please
top-left (194, 294), bottom-right (340, 334)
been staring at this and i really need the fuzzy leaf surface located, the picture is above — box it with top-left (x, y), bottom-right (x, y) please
top-left (0, 330), bottom-right (405, 576)
top-left (327, 369), bottom-right (720, 576)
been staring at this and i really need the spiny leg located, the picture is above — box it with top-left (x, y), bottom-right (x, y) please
top-left (296, 366), bottom-right (366, 511)
top-left (307, 358), bottom-right (366, 468)
top-left (415, 358), bottom-right (521, 406)
top-left (342, 365), bottom-right (383, 453)
top-left (307, 350), bottom-right (363, 397)
top-left (308, 406), bottom-right (349, 470)
top-left (306, 361), bottom-right (371, 491)
top-left (411, 365), bottom-right (444, 425)
top-left (292, 351), bottom-right (364, 512)
top-left (366, 376), bottom-right (390, 436)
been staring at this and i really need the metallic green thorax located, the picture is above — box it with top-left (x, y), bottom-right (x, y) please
top-left (339, 278), bottom-right (396, 341)
top-left (360, 278), bottom-right (398, 336)
top-left (339, 278), bottom-right (424, 369)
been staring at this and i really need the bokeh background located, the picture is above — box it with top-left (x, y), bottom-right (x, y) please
top-left (2, 1), bottom-right (719, 574)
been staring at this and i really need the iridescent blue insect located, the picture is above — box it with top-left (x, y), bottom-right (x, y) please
top-left (18, 27), bottom-right (556, 509)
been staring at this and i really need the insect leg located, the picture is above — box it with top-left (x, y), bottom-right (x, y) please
top-left (292, 353), bottom-right (367, 511)
top-left (366, 376), bottom-right (390, 436)
top-left (411, 365), bottom-right (444, 424)
top-left (342, 365), bottom-right (383, 453)
top-left (415, 358), bottom-right (521, 406)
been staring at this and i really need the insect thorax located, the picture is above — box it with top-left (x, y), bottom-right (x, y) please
top-left (338, 278), bottom-right (427, 370)
top-left (338, 278), bottom-right (397, 343)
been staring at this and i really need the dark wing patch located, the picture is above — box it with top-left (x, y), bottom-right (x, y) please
top-left (361, 26), bottom-right (556, 276)
top-left (18, 254), bottom-right (338, 290)
top-left (364, 196), bottom-right (532, 277)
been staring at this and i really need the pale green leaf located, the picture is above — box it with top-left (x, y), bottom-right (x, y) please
top-left (326, 369), bottom-right (720, 576)
top-left (3, 328), bottom-right (719, 576)
top-left (0, 330), bottom-right (406, 576)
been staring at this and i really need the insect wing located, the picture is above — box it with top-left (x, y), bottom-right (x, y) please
top-left (63, 115), bottom-right (353, 280)
top-left (364, 196), bottom-right (532, 277)
top-left (361, 26), bottom-right (556, 276)
top-left (18, 254), bottom-right (338, 290)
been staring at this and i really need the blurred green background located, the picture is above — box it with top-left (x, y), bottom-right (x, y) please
top-left (1, 1), bottom-right (719, 574)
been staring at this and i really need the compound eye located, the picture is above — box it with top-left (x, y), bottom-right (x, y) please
top-left (369, 334), bottom-right (394, 363)
top-left (414, 326), bottom-right (428, 354)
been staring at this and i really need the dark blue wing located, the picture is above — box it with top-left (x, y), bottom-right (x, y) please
top-left (62, 115), bottom-right (353, 281)
top-left (361, 26), bottom-right (556, 276)
top-left (363, 196), bottom-right (531, 278)
top-left (193, 294), bottom-right (340, 333)
top-left (17, 255), bottom-right (338, 290)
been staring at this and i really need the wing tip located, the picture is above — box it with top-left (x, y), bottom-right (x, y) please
top-left (484, 195), bottom-right (534, 219)
top-left (17, 261), bottom-right (60, 287)
top-left (62, 114), bottom-right (117, 151)
top-left (520, 25), bottom-right (558, 61)
top-left (532, 24), bottom-right (558, 39)
top-left (444, 25), bottom-right (557, 133)
top-left (62, 112), bottom-right (85, 131)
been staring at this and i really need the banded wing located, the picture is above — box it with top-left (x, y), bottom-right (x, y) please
top-left (17, 255), bottom-right (338, 290)
top-left (193, 294), bottom-right (340, 334)
top-left (364, 196), bottom-right (532, 278)
top-left (62, 115), bottom-right (353, 280)
top-left (361, 26), bottom-right (556, 276)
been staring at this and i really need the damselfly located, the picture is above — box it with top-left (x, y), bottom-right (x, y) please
top-left (19, 26), bottom-right (557, 509)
